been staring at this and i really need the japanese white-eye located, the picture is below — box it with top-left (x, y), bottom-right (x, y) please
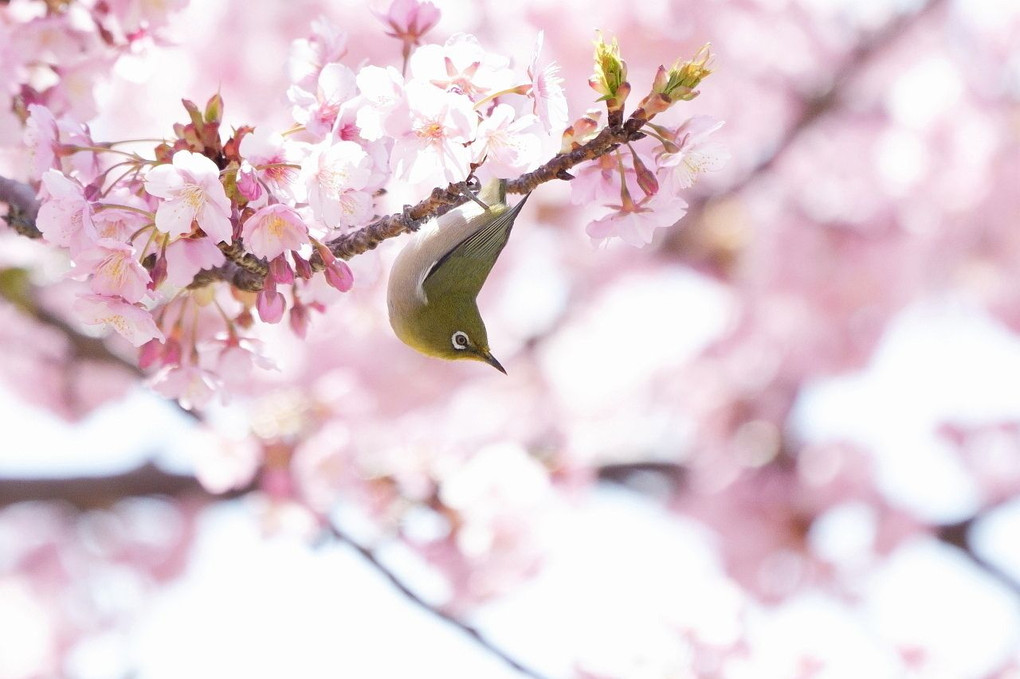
top-left (387, 180), bottom-right (530, 373)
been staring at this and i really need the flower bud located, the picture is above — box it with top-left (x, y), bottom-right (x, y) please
top-left (256, 289), bottom-right (286, 323)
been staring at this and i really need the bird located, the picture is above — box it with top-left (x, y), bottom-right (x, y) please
top-left (387, 180), bottom-right (530, 374)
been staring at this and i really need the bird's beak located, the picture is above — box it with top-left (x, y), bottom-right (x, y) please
top-left (479, 350), bottom-right (507, 374)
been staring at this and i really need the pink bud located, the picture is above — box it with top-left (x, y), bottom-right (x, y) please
top-left (163, 337), bottom-right (183, 365)
top-left (138, 338), bottom-right (164, 370)
top-left (236, 161), bottom-right (263, 202)
top-left (149, 252), bottom-right (168, 289)
top-left (631, 152), bottom-right (659, 197)
top-left (292, 253), bottom-right (313, 279)
top-left (256, 289), bottom-right (286, 323)
top-left (324, 259), bottom-right (354, 292)
top-left (235, 308), bottom-right (254, 329)
top-left (378, 0), bottom-right (440, 46)
top-left (289, 302), bottom-right (310, 338)
top-left (269, 255), bottom-right (295, 285)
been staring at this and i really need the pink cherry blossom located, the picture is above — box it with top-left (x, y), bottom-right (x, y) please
top-left (73, 294), bottom-right (165, 346)
top-left (527, 32), bottom-right (568, 133)
top-left (45, 55), bottom-right (113, 122)
top-left (190, 432), bottom-right (263, 494)
top-left (199, 336), bottom-right (276, 393)
top-left (408, 33), bottom-right (514, 101)
top-left (586, 191), bottom-right (689, 247)
top-left (292, 422), bottom-right (352, 511)
top-left (89, 204), bottom-right (146, 244)
top-left (241, 204), bottom-right (309, 260)
top-left (376, 0), bottom-right (440, 59)
top-left (302, 139), bottom-right (374, 229)
top-left (163, 237), bottom-right (227, 288)
top-left (354, 65), bottom-right (407, 141)
top-left (35, 170), bottom-right (96, 249)
top-left (655, 116), bottom-right (730, 191)
top-left (472, 104), bottom-right (542, 177)
top-left (149, 363), bottom-right (218, 411)
top-left (144, 150), bottom-right (233, 242)
top-left (103, 0), bottom-right (189, 37)
top-left (239, 130), bottom-right (301, 200)
top-left (569, 152), bottom-right (631, 207)
top-left (76, 240), bottom-right (151, 303)
top-left (289, 62), bottom-right (358, 138)
top-left (24, 104), bottom-right (60, 178)
top-left (390, 81), bottom-right (477, 184)
top-left (287, 16), bottom-right (349, 91)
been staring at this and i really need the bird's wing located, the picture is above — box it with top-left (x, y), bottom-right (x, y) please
top-left (422, 194), bottom-right (529, 301)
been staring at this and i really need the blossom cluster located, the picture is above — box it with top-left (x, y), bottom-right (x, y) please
top-left (0, 0), bottom-right (186, 131)
top-left (17, 0), bottom-right (725, 409)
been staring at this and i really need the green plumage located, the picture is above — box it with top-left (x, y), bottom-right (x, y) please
top-left (387, 180), bottom-right (530, 372)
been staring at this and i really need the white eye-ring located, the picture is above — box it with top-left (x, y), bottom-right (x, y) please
top-left (451, 331), bottom-right (469, 350)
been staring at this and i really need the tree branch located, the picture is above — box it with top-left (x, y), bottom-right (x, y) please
top-left (936, 518), bottom-right (1020, 599)
top-left (598, 459), bottom-right (1020, 598)
top-left (323, 521), bottom-right (553, 679)
top-left (0, 266), bottom-right (143, 374)
top-left (0, 176), bottom-right (42, 238)
top-left (0, 462), bottom-right (234, 509)
top-left (1, 108), bottom-right (652, 291)
top-left (318, 118), bottom-right (649, 263)
top-left (0, 460), bottom-right (551, 679)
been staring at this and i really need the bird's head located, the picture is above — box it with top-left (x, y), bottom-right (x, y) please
top-left (403, 295), bottom-right (506, 373)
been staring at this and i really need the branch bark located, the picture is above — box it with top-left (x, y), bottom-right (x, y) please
top-left (0, 175), bottom-right (42, 238)
top-left (1, 108), bottom-right (653, 290)
top-left (0, 462), bottom-right (231, 509)
top-left (324, 522), bottom-right (553, 679)
top-left (0, 463), bottom-right (549, 679)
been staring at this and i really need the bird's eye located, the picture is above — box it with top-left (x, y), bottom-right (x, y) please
top-left (451, 331), bottom-right (469, 350)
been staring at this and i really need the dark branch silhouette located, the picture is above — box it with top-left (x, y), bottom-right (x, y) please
top-left (323, 522), bottom-right (553, 679)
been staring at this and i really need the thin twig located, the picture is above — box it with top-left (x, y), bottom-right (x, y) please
top-left (324, 521), bottom-right (554, 679)
top-left (320, 119), bottom-right (648, 264)
top-left (936, 518), bottom-right (1020, 599)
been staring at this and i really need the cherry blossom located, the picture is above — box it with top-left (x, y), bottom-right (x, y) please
top-left (354, 65), bottom-right (408, 141)
top-left (35, 169), bottom-right (96, 249)
top-left (526, 32), bottom-right (569, 134)
top-left (241, 204), bottom-right (309, 260)
top-left (72, 294), bottom-right (164, 346)
top-left (150, 363), bottom-right (218, 411)
top-left (586, 190), bottom-right (689, 247)
top-left (377, 0), bottom-right (441, 65)
top-left (390, 81), bottom-right (478, 184)
top-left (287, 16), bottom-right (349, 91)
top-left (409, 33), bottom-right (515, 101)
top-left (302, 139), bottom-right (375, 230)
top-left (75, 240), bottom-right (151, 303)
top-left (24, 104), bottom-right (61, 178)
top-left (238, 130), bottom-right (301, 200)
top-left (655, 116), bottom-right (730, 191)
top-left (144, 150), bottom-right (232, 242)
top-left (289, 62), bottom-right (358, 138)
top-left (471, 104), bottom-right (542, 177)
top-left (162, 236), bottom-right (226, 288)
